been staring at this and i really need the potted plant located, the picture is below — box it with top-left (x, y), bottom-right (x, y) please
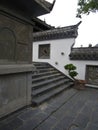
top-left (64, 64), bottom-right (86, 90)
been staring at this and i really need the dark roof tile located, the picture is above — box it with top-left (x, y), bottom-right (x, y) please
top-left (70, 47), bottom-right (98, 60)
top-left (33, 21), bottom-right (81, 41)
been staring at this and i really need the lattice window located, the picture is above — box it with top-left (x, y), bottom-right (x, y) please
top-left (86, 65), bottom-right (98, 85)
top-left (39, 44), bottom-right (50, 59)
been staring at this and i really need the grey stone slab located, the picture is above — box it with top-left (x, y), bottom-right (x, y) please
top-left (0, 117), bottom-right (23, 130)
top-left (68, 125), bottom-right (83, 130)
top-left (1, 88), bottom-right (98, 130)
top-left (51, 126), bottom-right (63, 130)
top-left (71, 100), bottom-right (85, 113)
top-left (63, 110), bottom-right (78, 118)
top-left (16, 117), bottom-right (39, 130)
top-left (92, 108), bottom-right (98, 116)
top-left (35, 112), bottom-right (48, 121)
top-left (35, 116), bottom-right (57, 130)
top-left (16, 112), bottom-right (48, 130)
top-left (54, 88), bottom-right (77, 105)
top-left (70, 128), bottom-right (82, 130)
top-left (19, 108), bottom-right (41, 121)
top-left (91, 114), bottom-right (98, 125)
top-left (91, 109), bottom-right (98, 125)
top-left (42, 104), bottom-right (58, 115)
top-left (0, 108), bottom-right (30, 125)
top-left (85, 123), bottom-right (98, 130)
top-left (0, 124), bottom-right (12, 130)
top-left (52, 104), bottom-right (72, 120)
top-left (7, 117), bottom-right (23, 129)
top-left (94, 101), bottom-right (98, 109)
top-left (72, 113), bottom-right (89, 128)
top-left (48, 101), bottom-right (61, 110)
top-left (52, 115), bottom-right (74, 130)
top-left (85, 100), bottom-right (97, 107)
top-left (52, 94), bottom-right (85, 120)
top-left (48, 88), bottom-right (77, 106)
top-left (79, 104), bottom-right (93, 118)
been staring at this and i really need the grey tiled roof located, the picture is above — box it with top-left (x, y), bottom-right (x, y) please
top-left (33, 21), bottom-right (81, 41)
top-left (69, 47), bottom-right (98, 60)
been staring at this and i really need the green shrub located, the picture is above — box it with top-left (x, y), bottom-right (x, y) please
top-left (64, 64), bottom-right (78, 79)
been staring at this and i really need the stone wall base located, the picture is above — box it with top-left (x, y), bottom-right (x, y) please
top-left (0, 64), bottom-right (33, 118)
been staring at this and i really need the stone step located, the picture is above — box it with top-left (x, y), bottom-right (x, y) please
top-left (32, 62), bottom-right (73, 106)
top-left (32, 79), bottom-right (70, 96)
top-left (32, 73), bottom-right (61, 83)
top-left (32, 82), bottom-right (74, 106)
top-left (32, 75), bottom-right (65, 90)
top-left (33, 62), bottom-right (50, 67)
top-left (37, 68), bottom-right (55, 73)
top-left (32, 70), bottom-right (59, 79)
top-left (34, 65), bottom-right (52, 70)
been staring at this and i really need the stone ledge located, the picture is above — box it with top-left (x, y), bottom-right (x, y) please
top-left (0, 64), bottom-right (34, 75)
top-left (86, 84), bottom-right (98, 89)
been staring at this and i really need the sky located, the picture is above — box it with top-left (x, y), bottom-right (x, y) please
top-left (39, 0), bottom-right (98, 47)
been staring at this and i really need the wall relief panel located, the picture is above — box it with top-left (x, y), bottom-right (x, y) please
top-left (16, 43), bottom-right (28, 62)
top-left (0, 27), bottom-right (16, 60)
top-left (0, 13), bottom-right (32, 63)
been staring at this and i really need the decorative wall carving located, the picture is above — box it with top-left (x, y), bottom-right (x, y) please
top-left (39, 44), bottom-right (50, 59)
top-left (16, 43), bottom-right (28, 61)
top-left (0, 27), bottom-right (16, 60)
top-left (0, 13), bottom-right (33, 64)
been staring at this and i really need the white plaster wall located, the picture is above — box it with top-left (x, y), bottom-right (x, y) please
top-left (33, 39), bottom-right (98, 81)
top-left (33, 38), bottom-right (74, 76)
top-left (70, 60), bottom-right (98, 80)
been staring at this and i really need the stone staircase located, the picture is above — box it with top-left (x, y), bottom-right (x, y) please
top-left (32, 62), bottom-right (74, 106)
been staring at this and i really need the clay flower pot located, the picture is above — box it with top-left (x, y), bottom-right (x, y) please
top-left (74, 79), bottom-right (86, 90)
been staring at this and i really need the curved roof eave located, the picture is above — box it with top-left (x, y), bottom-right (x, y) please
top-left (0, 0), bottom-right (56, 18)
top-left (33, 21), bottom-right (81, 41)
top-left (35, 0), bottom-right (56, 15)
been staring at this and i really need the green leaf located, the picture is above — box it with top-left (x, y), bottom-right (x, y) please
top-left (77, 0), bottom-right (98, 17)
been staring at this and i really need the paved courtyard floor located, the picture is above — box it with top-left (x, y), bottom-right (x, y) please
top-left (0, 87), bottom-right (98, 130)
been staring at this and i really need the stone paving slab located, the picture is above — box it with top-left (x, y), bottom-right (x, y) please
top-left (18, 108), bottom-right (41, 121)
top-left (85, 123), bottom-right (98, 130)
top-left (0, 88), bottom-right (98, 130)
top-left (72, 113), bottom-right (89, 129)
top-left (35, 116), bottom-right (57, 130)
top-left (16, 112), bottom-right (48, 130)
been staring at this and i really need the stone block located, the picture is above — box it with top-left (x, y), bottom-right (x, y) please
top-left (0, 64), bottom-right (32, 118)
